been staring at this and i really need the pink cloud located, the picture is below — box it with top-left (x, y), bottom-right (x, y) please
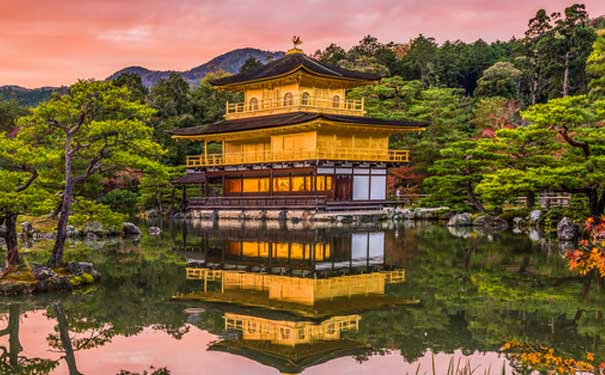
top-left (1, 0), bottom-right (604, 87)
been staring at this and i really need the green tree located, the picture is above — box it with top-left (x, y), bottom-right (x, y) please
top-left (423, 140), bottom-right (502, 213)
top-left (0, 135), bottom-right (53, 268)
top-left (113, 73), bottom-right (149, 103)
top-left (474, 62), bottom-right (522, 99)
top-left (238, 57), bottom-right (263, 74)
top-left (515, 8), bottom-right (555, 105)
top-left (586, 30), bottom-right (605, 100)
top-left (16, 80), bottom-right (163, 267)
top-left (476, 124), bottom-right (560, 209)
top-left (313, 43), bottom-right (347, 65)
top-left (397, 35), bottom-right (440, 87)
top-left (0, 100), bottom-right (26, 133)
top-left (551, 4), bottom-right (596, 97)
top-left (521, 95), bottom-right (605, 217)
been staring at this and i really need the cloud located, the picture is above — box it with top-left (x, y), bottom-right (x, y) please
top-left (97, 26), bottom-right (152, 42)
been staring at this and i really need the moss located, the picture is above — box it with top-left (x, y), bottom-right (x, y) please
top-left (69, 276), bottom-right (82, 286)
top-left (80, 273), bottom-right (95, 284)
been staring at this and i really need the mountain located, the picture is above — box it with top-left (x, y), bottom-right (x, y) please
top-left (107, 48), bottom-right (285, 88)
top-left (0, 48), bottom-right (285, 107)
top-left (0, 85), bottom-right (66, 107)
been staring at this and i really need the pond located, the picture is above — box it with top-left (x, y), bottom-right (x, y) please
top-left (0, 220), bottom-right (602, 375)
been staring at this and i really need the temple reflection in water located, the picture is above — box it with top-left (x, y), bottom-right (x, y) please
top-left (173, 221), bottom-right (414, 374)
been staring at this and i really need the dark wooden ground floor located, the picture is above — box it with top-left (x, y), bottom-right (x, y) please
top-left (174, 163), bottom-right (395, 211)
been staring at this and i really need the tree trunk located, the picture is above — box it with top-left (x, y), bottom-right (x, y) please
top-left (526, 191), bottom-right (536, 209)
top-left (49, 135), bottom-right (73, 268)
top-left (53, 303), bottom-right (82, 375)
top-left (3, 213), bottom-right (22, 269)
top-left (466, 185), bottom-right (488, 214)
top-left (562, 52), bottom-right (570, 97)
top-left (8, 304), bottom-right (22, 367)
top-left (531, 78), bottom-right (538, 105)
top-left (587, 189), bottom-right (604, 220)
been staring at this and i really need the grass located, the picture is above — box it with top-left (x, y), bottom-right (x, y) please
top-left (405, 354), bottom-right (508, 375)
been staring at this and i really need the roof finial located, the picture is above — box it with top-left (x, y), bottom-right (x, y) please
top-left (287, 35), bottom-right (304, 55)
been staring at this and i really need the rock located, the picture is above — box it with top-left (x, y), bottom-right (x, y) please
top-left (173, 212), bottom-right (186, 220)
top-left (86, 232), bottom-right (98, 241)
top-left (529, 210), bottom-right (542, 226)
top-left (512, 217), bottom-right (526, 228)
top-left (473, 215), bottom-right (508, 231)
top-left (82, 221), bottom-right (107, 236)
top-left (20, 221), bottom-right (34, 236)
top-left (447, 213), bottom-right (473, 227)
top-left (528, 229), bottom-right (542, 241)
top-left (122, 222), bottom-right (141, 235)
top-left (32, 265), bottom-right (57, 281)
top-left (557, 217), bottom-right (579, 241)
top-left (67, 261), bottom-right (100, 280)
top-left (447, 226), bottom-right (472, 238)
top-left (0, 224), bottom-right (6, 237)
top-left (66, 225), bottom-right (79, 237)
top-left (148, 226), bottom-right (161, 236)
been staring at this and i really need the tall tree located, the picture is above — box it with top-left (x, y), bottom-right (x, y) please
top-left (551, 4), bottom-right (595, 97)
top-left (474, 62), bottom-right (522, 99)
top-left (16, 80), bottom-right (163, 267)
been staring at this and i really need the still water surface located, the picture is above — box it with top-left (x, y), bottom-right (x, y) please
top-left (0, 221), bottom-right (601, 374)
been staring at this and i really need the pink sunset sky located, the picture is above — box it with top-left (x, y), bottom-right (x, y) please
top-left (2, 0), bottom-right (605, 88)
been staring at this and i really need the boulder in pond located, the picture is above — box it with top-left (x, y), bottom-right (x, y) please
top-left (67, 261), bottom-right (101, 280)
top-left (447, 213), bottom-right (472, 227)
top-left (557, 217), bottom-right (579, 241)
top-left (473, 215), bottom-right (508, 231)
top-left (122, 222), bottom-right (141, 235)
top-left (512, 217), bottom-right (527, 228)
top-left (529, 210), bottom-right (542, 226)
top-left (148, 226), bottom-right (161, 236)
top-left (32, 265), bottom-right (57, 281)
top-left (173, 212), bottom-right (186, 219)
top-left (82, 221), bottom-right (107, 236)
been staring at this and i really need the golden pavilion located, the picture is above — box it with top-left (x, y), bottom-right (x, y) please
top-left (172, 37), bottom-right (427, 211)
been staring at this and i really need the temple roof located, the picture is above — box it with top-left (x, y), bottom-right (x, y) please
top-left (209, 53), bottom-right (381, 87)
top-left (171, 112), bottom-right (428, 137)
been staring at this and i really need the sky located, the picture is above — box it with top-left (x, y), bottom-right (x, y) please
top-left (2, 0), bottom-right (605, 88)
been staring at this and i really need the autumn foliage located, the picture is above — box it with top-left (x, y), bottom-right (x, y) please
top-left (501, 340), bottom-right (605, 374)
top-left (565, 217), bottom-right (605, 277)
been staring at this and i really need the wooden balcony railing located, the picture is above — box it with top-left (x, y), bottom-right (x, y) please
top-left (225, 95), bottom-right (365, 119)
top-left (186, 147), bottom-right (409, 167)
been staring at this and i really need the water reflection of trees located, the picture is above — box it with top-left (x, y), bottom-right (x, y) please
top-left (2, 224), bottom-right (605, 373)
top-left (356, 224), bottom-right (605, 365)
top-left (0, 245), bottom-right (190, 374)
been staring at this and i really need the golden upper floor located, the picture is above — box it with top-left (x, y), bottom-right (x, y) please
top-left (209, 44), bottom-right (380, 120)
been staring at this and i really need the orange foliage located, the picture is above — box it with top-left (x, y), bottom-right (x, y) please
top-left (501, 340), bottom-right (605, 375)
top-left (565, 216), bottom-right (605, 277)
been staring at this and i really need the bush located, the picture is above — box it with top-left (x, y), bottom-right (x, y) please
top-left (101, 189), bottom-right (139, 217)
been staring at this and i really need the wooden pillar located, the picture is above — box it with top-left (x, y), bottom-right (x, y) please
top-left (171, 186), bottom-right (176, 213)
top-left (181, 186), bottom-right (187, 211)
top-left (204, 140), bottom-right (208, 165)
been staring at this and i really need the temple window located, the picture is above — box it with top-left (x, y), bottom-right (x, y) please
top-left (301, 92), bottom-right (310, 105)
top-left (332, 95), bottom-right (340, 108)
top-left (283, 93), bottom-right (294, 106)
top-left (249, 97), bottom-right (259, 111)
